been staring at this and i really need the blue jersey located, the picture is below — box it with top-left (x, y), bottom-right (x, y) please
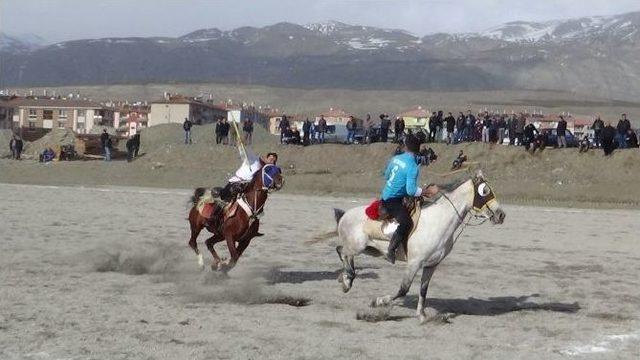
top-left (381, 152), bottom-right (421, 200)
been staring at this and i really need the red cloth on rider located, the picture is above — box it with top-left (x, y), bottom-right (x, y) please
top-left (365, 199), bottom-right (381, 220)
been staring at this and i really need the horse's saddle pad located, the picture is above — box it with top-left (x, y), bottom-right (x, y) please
top-left (362, 203), bottom-right (421, 241)
top-left (196, 190), bottom-right (231, 220)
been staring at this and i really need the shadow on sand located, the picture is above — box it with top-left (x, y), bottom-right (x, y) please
top-left (263, 267), bottom-right (379, 285)
top-left (401, 294), bottom-right (580, 316)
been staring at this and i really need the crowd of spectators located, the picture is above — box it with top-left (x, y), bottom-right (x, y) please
top-left (275, 110), bottom-right (639, 156)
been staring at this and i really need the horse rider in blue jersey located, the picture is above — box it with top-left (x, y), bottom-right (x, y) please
top-left (381, 134), bottom-right (438, 264)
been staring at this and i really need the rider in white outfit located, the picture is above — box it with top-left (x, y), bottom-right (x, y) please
top-left (215, 144), bottom-right (278, 202)
top-left (229, 147), bottom-right (263, 183)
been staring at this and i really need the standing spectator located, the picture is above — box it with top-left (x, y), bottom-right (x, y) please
top-left (444, 112), bottom-right (456, 144)
top-left (215, 117), bottom-right (223, 144)
top-left (183, 118), bottom-right (193, 144)
top-left (591, 116), bottom-right (604, 148)
top-left (616, 114), bottom-right (631, 149)
top-left (104, 136), bottom-right (113, 161)
top-left (346, 116), bottom-right (356, 144)
top-left (489, 116), bottom-right (499, 144)
top-left (379, 114), bottom-right (390, 143)
top-left (100, 129), bottom-right (110, 157)
top-left (515, 115), bottom-right (526, 146)
top-left (9, 135), bottom-right (23, 160)
top-left (9, 135), bottom-right (17, 159)
top-left (363, 113), bottom-right (373, 144)
top-left (435, 111), bottom-right (444, 142)
top-left (497, 116), bottom-right (507, 144)
top-left (464, 110), bottom-right (475, 142)
top-left (557, 115), bottom-right (568, 148)
top-left (482, 113), bottom-right (491, 143)
top-left (278, 115), bottom-right (290, 144)
top-left (626, 129), bottom-right (639, 148)
top-left (523, 122), bottom-right (539, 150)
top-left (393, 116), bottom-right (404, 143)
top-left (242, 117), bottom-right (254, 145)
top-left (455, 112), bottom-right (465, 143)
top-left (601, 122), bottom-right (617, 156)
top-left (126, 135), bottom-right (135, 162)
top-left (133, 133), bottom-right (141, 157)
top-left (317, 115), bottom-right (327, 144)
top-left (302, 118), bottom-right (312, 146)
top-left (220, 118), bottom-right (230, 145)
top-left (474, 116), bottom-right (483, 142)
top-left (428, 112), bottom-right (437, 142)
top-left (508, 114), bottom-right (517, 145)
top-left (310, 121), bottom-right (318, 144)
top-left (15, 136), bottom-right (23, 160)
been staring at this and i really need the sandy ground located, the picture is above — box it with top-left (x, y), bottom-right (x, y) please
top-left (1, 183), bottom-right (639, 359)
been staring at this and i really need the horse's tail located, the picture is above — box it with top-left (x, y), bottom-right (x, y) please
top-left (190, 187), bottom-right (207, 207)
top-left (334, 208), bottom-right (345, 225)
top-left (305, 208), bottom-right (344, 245)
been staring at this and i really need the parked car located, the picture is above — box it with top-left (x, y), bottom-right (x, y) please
top-left (541, 129), bottom-right (579, 148)
top-left (323, 125), bottom-right (368, 144)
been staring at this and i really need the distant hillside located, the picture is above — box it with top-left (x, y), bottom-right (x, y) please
top-left (2, 12), bottom-right (640, 100)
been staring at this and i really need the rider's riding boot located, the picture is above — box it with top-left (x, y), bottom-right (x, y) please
top-left (385, 232), bottom-right (402, 264)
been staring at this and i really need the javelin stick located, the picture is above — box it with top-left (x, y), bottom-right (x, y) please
top-left (229, 111), bottom-right (248, 164)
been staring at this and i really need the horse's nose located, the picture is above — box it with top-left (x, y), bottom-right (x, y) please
top-left (496, 209), bottom-right (506, 223)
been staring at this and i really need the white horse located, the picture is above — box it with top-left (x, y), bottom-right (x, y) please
top-left (333, 170), bottom-right (506, 322)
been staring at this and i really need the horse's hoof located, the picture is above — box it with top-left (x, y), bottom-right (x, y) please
top-left (217, 260), bottom-right (235, 272)
top-left (370, 295), bottom-right (392, 308)
top-left (197, 254), bottom-right (205, 270)
top-left (419, 308), bottom-right (444, 324)
top-left (338, 273), bottom-right (352, 293)
top-left (210, 261), bottom-right (220, 271)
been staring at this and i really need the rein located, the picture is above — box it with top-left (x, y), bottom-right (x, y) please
top-left (438, 191), bottom-right (488, 226)
top-left (243, 165), bottom-right (277, 219)
top-left (438, 190), bottom-right (490, 245)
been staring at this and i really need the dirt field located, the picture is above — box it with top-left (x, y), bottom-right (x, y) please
top-left (1, 183), bottom-right (639, 359)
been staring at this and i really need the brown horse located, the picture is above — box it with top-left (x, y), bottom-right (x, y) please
top-left (187, 164), bottom-right (284, 272)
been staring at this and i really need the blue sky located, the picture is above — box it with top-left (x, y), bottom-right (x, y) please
top-left (2, 0), bottom-right (640, 43)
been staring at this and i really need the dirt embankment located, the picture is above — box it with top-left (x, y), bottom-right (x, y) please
top-left (1, 123), bottom-right (639, 207)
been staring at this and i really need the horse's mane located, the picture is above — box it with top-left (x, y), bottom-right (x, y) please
top-left (438, 178), bottom-right (469, 193)
top-left (421, 178), bottom-right (470, 209)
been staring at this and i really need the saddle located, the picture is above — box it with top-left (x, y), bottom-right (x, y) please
top-left (196, 189), bottom-right (256, 232)
top-left (362, 198), bottom-right (422, 243)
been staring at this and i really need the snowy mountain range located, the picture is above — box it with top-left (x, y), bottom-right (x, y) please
top-left (2, 11), bottom-right (640, 100)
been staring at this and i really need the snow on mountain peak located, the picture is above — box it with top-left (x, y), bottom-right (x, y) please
top-left (477, 13), bottom-right (640, 43)
top-left (304, 20), bottom-right (351, 35)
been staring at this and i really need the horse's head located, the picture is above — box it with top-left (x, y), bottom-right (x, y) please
top-left (471, 170), bottom-right (505, 224)
top-left (259, 164), bottom-right (284, 192)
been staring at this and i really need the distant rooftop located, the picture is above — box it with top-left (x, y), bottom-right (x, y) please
top-left (151, 94), bottom-right (226, 111)
top-left (6, 97), bottom-right (102, 108)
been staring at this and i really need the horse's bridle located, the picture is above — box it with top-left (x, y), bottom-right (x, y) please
top-left (438, 179), bottom-right (498, 227)
top-left (243, 165), bottom-right (282, 219)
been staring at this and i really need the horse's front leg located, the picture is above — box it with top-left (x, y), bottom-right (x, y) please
top-left (205, 234), bottom-right (225, 270)
top-left (417, 266), bottom-right (438, 323)
top-left (219, 229), bottom-right (241, 272)
top-left (372, 259), bottom-right (421, 307)
top-left (237, 220), bottom-right (259, 257)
